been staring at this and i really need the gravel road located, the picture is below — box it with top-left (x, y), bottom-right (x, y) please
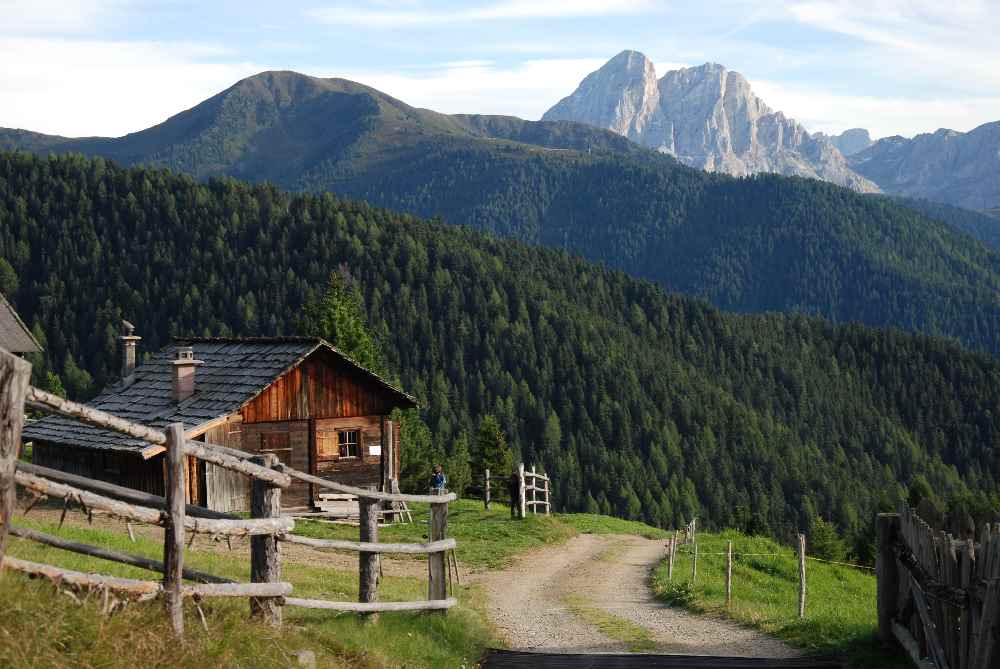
top-left (474, 533), bottom-right (799, 657)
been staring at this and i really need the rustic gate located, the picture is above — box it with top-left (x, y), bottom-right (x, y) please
top-left (877, 507), bottom-right (999, 669)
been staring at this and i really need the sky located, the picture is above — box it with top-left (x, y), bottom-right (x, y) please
top-left (2, 0), bottom-right (998, 140)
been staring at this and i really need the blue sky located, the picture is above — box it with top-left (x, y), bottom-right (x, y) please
top-left (2, 0), bottom-right (998, 139)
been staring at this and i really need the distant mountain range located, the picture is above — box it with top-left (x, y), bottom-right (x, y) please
top-left (847, 123), bottom-right (1000, 212)
top-left (544, 50), bottom-right (1000, 215)
top-left (542, 51), bottom-right (877, 193)
top-left (2, 69), bottom-right (1000, 354)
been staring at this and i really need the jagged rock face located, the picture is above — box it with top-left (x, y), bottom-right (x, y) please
top-left (543, 50), bottom-right (662, 143)
top-left (849, 122), bottom-right (1000, 211)
top-left (544, 51), bottom-right (879, 193)
top-left (818, 128), bottom-right (874, 156)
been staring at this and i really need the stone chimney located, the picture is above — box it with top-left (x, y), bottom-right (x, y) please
top-left (119, 320), bottom-right (141, 378)
top-left (171, 346), bottom-right (204, 402)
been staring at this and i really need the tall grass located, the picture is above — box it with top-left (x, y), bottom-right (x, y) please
top-left (651, 530), bottom-right (907, 668)
top-left (2, 512), bottom-right (495, 668)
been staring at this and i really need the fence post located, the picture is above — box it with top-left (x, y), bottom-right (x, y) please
top-left (428, 500), bottom-right (448, 610)
top-left (518, 463), bottom-right (526, 520)
top-left (798, 533), bottom-right (807, 619)
top-left (544, 475), bottom-right (550, 516)
top-left (163, 423), bottom-right (186, 636)
top-left (876, 513), bottom-right (901, 644)
top-left (530, 466), bottom-right (536, 515)
top-left (667, 536), bottom-right (675, 580)
top-left (691, 537), bottom-right (698, 583)
top-left (484, 468), bottom-right (490, 510)
top-left (726, 540), bottom-right (733, 607)
top-left (250, 453), bottom-right (282, 626)
top-left (358, 497), bottom-right (379, 622)
top-left (0, 350), bottom-right (30, 570)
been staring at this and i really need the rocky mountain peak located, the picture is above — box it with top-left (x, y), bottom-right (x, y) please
top-left (543, 51), bottom-right (878, 193)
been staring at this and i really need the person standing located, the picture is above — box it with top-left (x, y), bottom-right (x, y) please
top-left (507, 470), bottom-right (521, 518)
top-left (431, 464), bottom-right (447, 495)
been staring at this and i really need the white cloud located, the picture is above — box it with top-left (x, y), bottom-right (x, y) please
top-left (751, 79), bottom-right (1000, 139)
top-left (331, 57), bottom-right (610, 117)
top-left (330, 56), bottom-right (703, 121)
top-left (0, 0), bottom-right (123, 35)
top-left (783, 0), bottom-right (1000, 93)
top-left (0, 38), bottom-right (262, 137)
top-left (308, 0), bottom-right (657, 28)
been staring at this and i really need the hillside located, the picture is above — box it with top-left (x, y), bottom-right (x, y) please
top-left (4, 72), bottom-right (1000, 354)
top-left (2, 152), bottom-right (1000, 551)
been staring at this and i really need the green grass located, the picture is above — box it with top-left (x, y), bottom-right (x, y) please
top-left (1, 501), bottom-right (669, 667)
top-left (555, 513), bottom-right (671, 540)
top-left (3, 513), bottom-right (494, 668)
top-left (650, 530), bottom-right (907, 669)
top-left (295, 499), bottom-right (580, 571)
top-left (561, 594), bottom-right (656, 652)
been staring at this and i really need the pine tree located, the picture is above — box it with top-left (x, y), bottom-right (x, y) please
top-left (299, 268), bottom-right (384, 374)
top-left (473, 414), bottom-right (514, 483)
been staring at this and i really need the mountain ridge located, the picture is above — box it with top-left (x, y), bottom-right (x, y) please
top-left (2, 69), bottom-right (1000, 355)
top-left (848, 121), bottom-right (1000, 212)
top-left (542, 50), bottom-right (877, 192)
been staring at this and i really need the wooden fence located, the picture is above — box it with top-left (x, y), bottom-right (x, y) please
top-left (482, 463), bottom-right (551, 518)
top-left (877, 507), bottom-right (999, 669)
top-left (0, 348), bottom-right (457, 636)
top-left (517, 463), bottom-right (550, 518)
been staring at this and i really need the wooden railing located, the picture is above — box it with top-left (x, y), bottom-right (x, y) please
top-left (0, 348), bottom-right (456, 636)
top-left (877, 507), bottom-right (999, 669)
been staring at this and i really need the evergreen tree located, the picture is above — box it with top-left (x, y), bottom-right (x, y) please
top-left (809, 516), bottom-right (846, 562)
top-left (473, 414), bottom-right (514, 482)
top-left (299, 269), bottom-right (384, 374)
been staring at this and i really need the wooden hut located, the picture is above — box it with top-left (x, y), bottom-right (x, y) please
top-left (0, 292), bottom-right (41, 355)
top-left (22, 336), bottom-right (416, 512)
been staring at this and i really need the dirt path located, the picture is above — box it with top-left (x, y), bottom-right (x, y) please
top-left (473, 534), bottom-right (799, 657)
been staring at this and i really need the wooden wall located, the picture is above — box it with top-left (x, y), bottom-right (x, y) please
top-left (200, 417), bottom-right (249, 513)
top-left (241, 420), bottom-right (311, 509)
top-left (241, 349), bottom-right (398, 424)
top-left (32, 442), bottom-right (165, 497)
top-left (313, 416), bottom-right (382, 490)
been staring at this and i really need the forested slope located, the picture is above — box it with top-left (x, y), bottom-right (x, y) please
top-left (2, 151), bottom-right (999, 552)
top-left (3, 71), bottom-right (1000, 353)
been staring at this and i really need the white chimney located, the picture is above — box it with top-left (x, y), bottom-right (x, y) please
top-left (120, 320), bottom-right (141, 378)
top-left (172, 346), bottom-right (203, 402)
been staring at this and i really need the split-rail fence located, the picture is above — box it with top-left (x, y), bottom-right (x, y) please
top-left (877, 507), bottom-right (999, 669)
top-left (0, 348), bottom-right (457, 636)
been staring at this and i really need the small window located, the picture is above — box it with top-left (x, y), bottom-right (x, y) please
top-left (338, 430), bottom-right (360, 458)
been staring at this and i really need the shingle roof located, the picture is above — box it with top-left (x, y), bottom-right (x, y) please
top-left (22, 337), bottom-right (415, 456)
top-left (0, 293), bottom-right (41, 354)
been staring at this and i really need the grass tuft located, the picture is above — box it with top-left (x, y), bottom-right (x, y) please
top-left (561, 594), bottom-right (656, 652)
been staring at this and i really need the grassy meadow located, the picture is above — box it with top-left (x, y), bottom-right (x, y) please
top-left (651, 530), bottom-right (907, 668)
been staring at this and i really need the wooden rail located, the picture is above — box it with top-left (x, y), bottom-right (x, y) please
top-left (280, 533), bottom-right (456, 554)
top-left (14, 470), bottom-right (292, 536)
top-left (877, 508), bottom-right (999, 669)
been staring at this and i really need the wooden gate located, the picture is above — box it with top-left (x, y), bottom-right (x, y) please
top-left (877, 507), bottom-right (999, 669)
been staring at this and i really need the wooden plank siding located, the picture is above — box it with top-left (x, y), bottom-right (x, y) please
top-left (31, 442), bottom-right (165, 497)
top-left (241, 350), bottom-right (395, 424)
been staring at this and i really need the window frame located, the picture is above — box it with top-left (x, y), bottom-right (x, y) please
top-left (337, 429), bottom-right (361, 459)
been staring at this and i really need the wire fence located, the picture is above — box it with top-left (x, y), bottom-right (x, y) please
top-left (664, 529), bottom-right (876, 618)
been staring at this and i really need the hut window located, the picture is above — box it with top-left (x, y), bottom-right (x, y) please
top-left (338, 430), bottom-right (360, 458)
